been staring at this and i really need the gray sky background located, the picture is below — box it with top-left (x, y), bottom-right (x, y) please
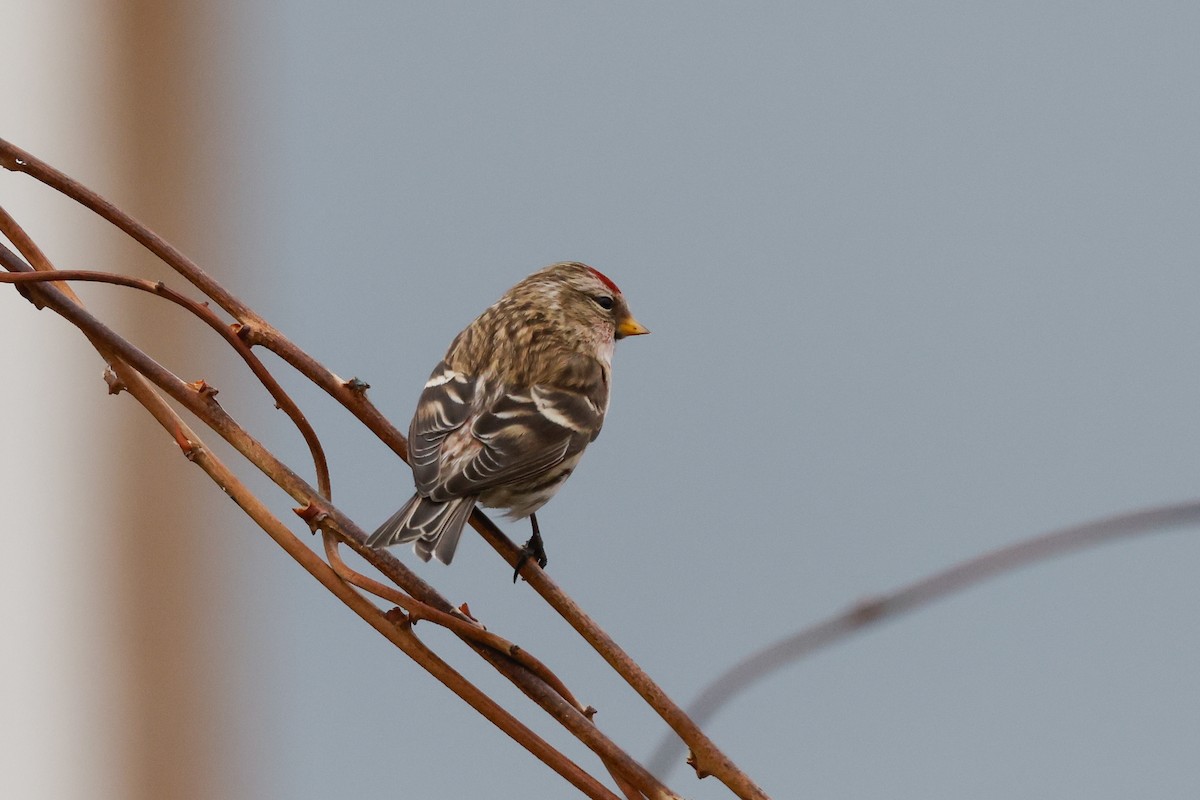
top-left (98, 4), bottom-right (1200, 798)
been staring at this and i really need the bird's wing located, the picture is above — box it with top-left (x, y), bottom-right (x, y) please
top-left (410, 354), bottom-right (609, 500)
top-left (408, 361), bottom-right (479, 496)
top-left (441, 384), bottom-right (604, 497)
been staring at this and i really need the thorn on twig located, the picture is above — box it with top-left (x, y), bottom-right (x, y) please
top-left (583, 705), bottom-right (598, 721)
top-left (344, 377), bottom-right (370, 394)
top-left (686, 749), bottom-right (712, 780)
top-left (103, 367), bottom-right (126, 395)
top-left (171, 426), bottom-right (199, 459)
top-left (452, 603), bottom-right (487, 630)
top-left (293, 501), bottom-right (328, 533)
top-left (232, 319), bottom-right (261, 345)
top-left (384, 607), bottom-right (413, 627)
top-left (13, 282), bottom-right (38, 306)
top-left (188, 379), bottom-right (219, 399)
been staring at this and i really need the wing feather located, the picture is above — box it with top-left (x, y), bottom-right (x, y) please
top-left (408, 362), bottom-right (478, 495)
top-left (409, 353), bottom-right (609, 502)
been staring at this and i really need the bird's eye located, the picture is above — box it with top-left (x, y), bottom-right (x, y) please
top-left (593, 295), bottom-right (615, 310)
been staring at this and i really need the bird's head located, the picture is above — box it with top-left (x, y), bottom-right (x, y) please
top-left (520, 262), bottom-right (650, 345)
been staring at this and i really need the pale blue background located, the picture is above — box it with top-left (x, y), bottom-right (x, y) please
top-left (203, 4), bottom-right (1200, 797)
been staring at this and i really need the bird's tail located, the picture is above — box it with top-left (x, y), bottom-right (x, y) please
top-left (366, 494), bottom-right (477, 565)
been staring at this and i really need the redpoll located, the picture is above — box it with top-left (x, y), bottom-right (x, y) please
top-left (367, 262), bottom-right (649, 573)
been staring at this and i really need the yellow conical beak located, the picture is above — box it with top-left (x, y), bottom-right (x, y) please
top-left (616, 316), bottom-right (650, 339)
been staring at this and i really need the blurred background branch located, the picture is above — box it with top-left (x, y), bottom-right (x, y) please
top-left (648, 501), bottom-right (1200, 776)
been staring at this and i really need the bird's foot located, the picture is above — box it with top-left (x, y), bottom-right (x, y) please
top-left (512, 526), bottom-right (548, 583)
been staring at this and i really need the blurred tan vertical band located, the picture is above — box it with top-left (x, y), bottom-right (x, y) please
top-left (111, 3), bottom-right (229, 798)
top-left (5, 2), bottom-right (239, 796)
top-left (6, 2), bottom-right (234, 798)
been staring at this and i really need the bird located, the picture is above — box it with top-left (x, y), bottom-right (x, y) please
top-left (367, 262), bottom-right (649, 576)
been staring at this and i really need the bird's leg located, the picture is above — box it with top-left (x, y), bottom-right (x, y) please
top-left (525, 513), bottom-right (548, 567)
top-left (512, 513), bottom-right (548, 582)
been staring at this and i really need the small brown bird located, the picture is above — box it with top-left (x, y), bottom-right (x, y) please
top-left (367, 262), bottom-right (649, 572)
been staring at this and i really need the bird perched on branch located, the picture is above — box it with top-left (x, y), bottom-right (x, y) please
top-left (367, 262), bottom-right (649, 577)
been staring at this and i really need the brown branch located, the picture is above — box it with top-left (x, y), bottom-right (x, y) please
top-left (647, 500), bottom-right (1200, 776)
top-left (469, 509), bottom-right (768, 797)
top-left (239, 321), bottom-right (410, 459)
top-left (0, 267), bottom-right (331, 498)
top-left (1, 137), bottom-right (257, 322)
top-left (127, 404), bottom-right (621, 800)
top-left (319, 534), bottom-right (669, 798)
top-left (603, 759), bottom-right (651, 800)
top-left (326, 520), bottom-right (681, 800)
top-left (2, 136), bottom-right (405, 460)
top-left (0, 204), bottom-right (82, 303)
top-left (320, 533), bottom-right (592, 719)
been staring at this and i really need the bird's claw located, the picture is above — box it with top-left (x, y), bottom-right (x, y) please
top-left (512, 532), bottom-right (548, 583)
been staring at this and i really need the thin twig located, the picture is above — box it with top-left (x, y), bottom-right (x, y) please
top-left (320, 533), bottom-right (592, 718)
top-left (326, 521), bottom-right (681, 800)
top-left (647, 501), bottom-right (1200, 776)
top-left (469, 509), bottom-right (768, 797)
top-left (0, 267), bottom-right (331, 498)
top-left (1, 137), bottom-right (257, 322)
top-left (0, 204), bottom-right (82, 302)
top-left (140, 413), bottom-right (621, 800)
top-left (2, 136), bottom-right (404, 459)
